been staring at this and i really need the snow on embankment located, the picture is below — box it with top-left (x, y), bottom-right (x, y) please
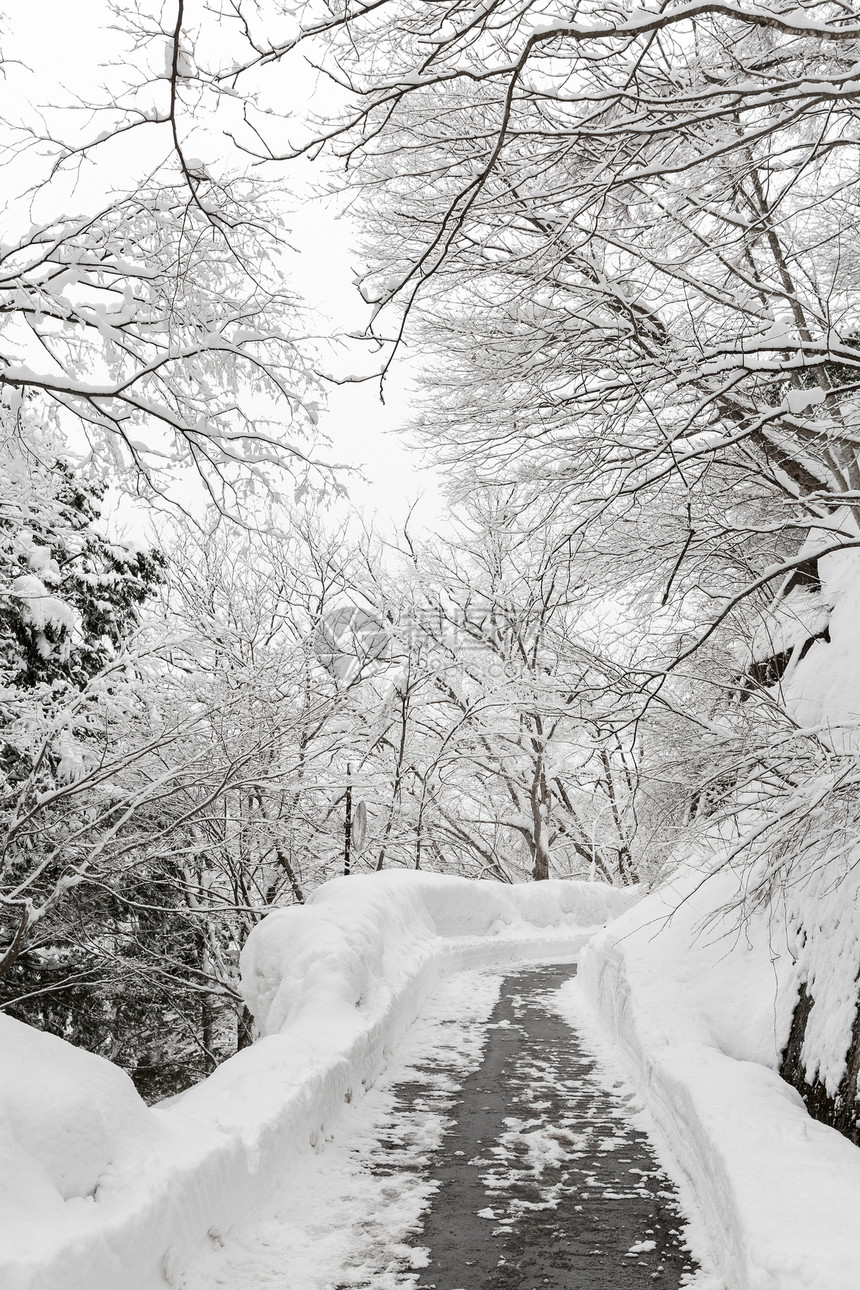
top-left (579, 863), bottom-right (860, 1290)
top-left (241, 870), bottom-right (637, 1037)
top-left (0, 871), bottom-right (637, 1290)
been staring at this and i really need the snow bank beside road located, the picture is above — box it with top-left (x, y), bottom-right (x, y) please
top-left (0, 1017), bottom-right (171, 1259)
top-left (241, 870), bottom-right (636, 1036)
top-left (0, 871), bottom-right (637, 1290)
top-left (580, 864), bottom-right (860, 1290)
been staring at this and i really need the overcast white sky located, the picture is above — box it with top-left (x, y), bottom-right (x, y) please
top-left (1, 0), bottom-right (445, 535)
top-left (287, 195), bottom-right (445, 532)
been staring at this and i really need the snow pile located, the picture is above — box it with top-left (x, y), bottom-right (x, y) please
top-left (0, 1017), bottom-right (164, 1221)
top-left (0, 1015), bottom-right (220, 1290)
top-left (786, 858), bottom-right (860, 1099)
top-left (0, 871), bottom-right (636, 1290)
top-left (242, 871), bottom-right (638, 1036)
top-left (239, 872), bottom-right (439, 1038)
top-left (580, 861), bottom-right (860, 1290)
top-left (781, 538), bottom-right (860, 751)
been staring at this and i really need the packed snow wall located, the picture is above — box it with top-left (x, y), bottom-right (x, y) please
top-left (579, 863), bottom-right (860, 1290)
top-left (0, 870), bottom-right (637, 1290)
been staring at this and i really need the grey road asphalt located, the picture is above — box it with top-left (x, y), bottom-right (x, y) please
top-left (398, 965), bottom-right (699, 1290)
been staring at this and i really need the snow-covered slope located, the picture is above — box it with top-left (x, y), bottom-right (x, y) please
top-left (580, 863), bottom-right (860, 1290)
top-left (0, 871), bottom-right (637, 1290)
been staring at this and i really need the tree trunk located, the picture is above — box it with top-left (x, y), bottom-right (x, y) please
top-left (344, 765), bottom-right (352, 875)
top-left (0, 905), bottom-right (28, 979)
top-left (197, 928), bottom-right (217, 1075)
top-left (532, 842), bottom-right (550, 882)
top-left (530, 757), bottom-right (550, 880)
top-left (237, 1004), bottom-right (255, 1051)
top-left (201, 994), bottom-right (216, 1075)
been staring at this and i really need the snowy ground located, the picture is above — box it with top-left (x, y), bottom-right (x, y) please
top-left (581, 864), bottom-right (860, 1290)
top-left (180, 967), bottom-right (721, 1290)
top-left (7, 868), bottom-right (858, 1290)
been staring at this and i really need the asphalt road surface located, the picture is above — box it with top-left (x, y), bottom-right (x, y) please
top-left (398, 965), bottom-right (699, 1290)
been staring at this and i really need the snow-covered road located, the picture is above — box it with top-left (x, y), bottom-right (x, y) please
top-left (180, 967), bottom-right (719, 1289)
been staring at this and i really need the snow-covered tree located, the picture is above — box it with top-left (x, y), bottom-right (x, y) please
top-left (0, 402), bottom-right (167, 968)
top-left (0, 1), bottom-right (327, 512)
top-left (246, 0), bottom-right (860, 653)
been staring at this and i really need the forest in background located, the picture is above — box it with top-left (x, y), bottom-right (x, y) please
top-left (2, 0), bottom-right (860, 1126)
